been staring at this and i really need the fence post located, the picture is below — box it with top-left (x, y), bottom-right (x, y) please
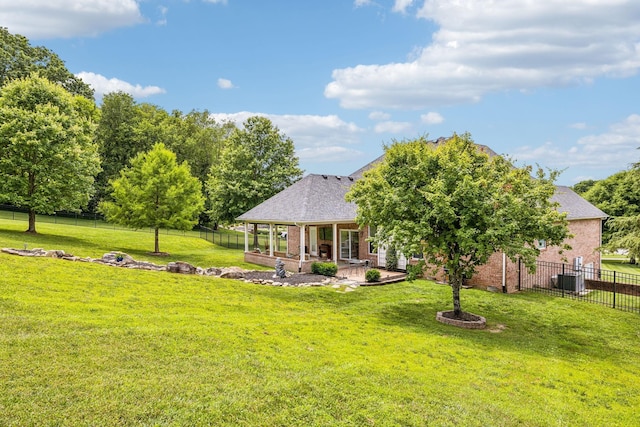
top-left (613, 271), bottom-right (616, 309)
top-left (517, 258), bottom-right (521, 291)
top-left (561, 263), bottom-right (565, 298)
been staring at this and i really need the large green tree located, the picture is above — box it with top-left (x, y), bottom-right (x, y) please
top-left (207, 116), bottom-right (303, 233)
top-left (599, 169), bottom-right (640, 260)
top-left (580, 170), bottom-right (640, 244)
top-left (0, 27), bottom-right (93, 99)
top-left (0, 75), bottom-right (100, 233)
top-left (582, 170), bottom-right (640, 219)
top-left (92, 91), bottom-right (140, 209)
top-left (99, 143), bottom-right (204, 254)
top-left (346, 134), bottom-right (570, 318)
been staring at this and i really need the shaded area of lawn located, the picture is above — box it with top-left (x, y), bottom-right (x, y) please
top-left (1, 251), bottom-right (639, 426)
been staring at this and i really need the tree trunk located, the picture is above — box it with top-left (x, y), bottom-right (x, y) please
top-left (451, 272), bottom-right (463, 317)
top-left (154, 227), bottom-right (160, 253)
top-left (27, 209), bottom-right (37, 234)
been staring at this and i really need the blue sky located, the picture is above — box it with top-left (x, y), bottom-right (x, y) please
top-left (2, 0), bottom-right (640, 185)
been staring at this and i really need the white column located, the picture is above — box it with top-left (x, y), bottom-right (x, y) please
top-left (244, 222), bottom-right (249, 253)
top-left (269, 223), bottom-right (274, 256)
top-left (299, 224), bottom-right (306, 272)
top-left (332, 223), bottom-right (338, 262)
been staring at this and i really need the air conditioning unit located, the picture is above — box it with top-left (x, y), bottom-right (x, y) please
top-left (573, 256), bottom-right (583, 272)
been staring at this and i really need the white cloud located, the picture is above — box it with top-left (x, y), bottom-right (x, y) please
top-left (392, 0), bottom-right (414, 14)
top-left (156, 6), bottom-right (168, 26)
top-left (327, 1), bottom-right (640, 110)
top-left (208, 112), bottom-right (366, 171)
top-left (217, 78), bottom-right (235, 89)
top-left (421, 112), bottom-right (444, 124)
top-left (513, 114), bottom-right (640, 176)
top-left (369, 111), bottom-right (391, 121)
top-left (76, 72), bottom-right (166, 100)
top-left (374, 121), bottom-right (412, 133)
top-left (203, 0), bottom-right (228, 4)
top-left (0, 0), bottom-right (144, 39)
top-left (354, 0), bottom-right (373, 7)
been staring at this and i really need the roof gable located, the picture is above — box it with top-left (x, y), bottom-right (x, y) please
top-left (552, 186), bottom-right (607, 220)
top-left (237, 174), bottom-right (357, 224)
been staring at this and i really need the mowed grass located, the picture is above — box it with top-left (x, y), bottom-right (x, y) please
top-left (602, 257), bottom-right (640, 275)
top-left (0, 218), bottom-right (259, 270)
top-left (1, 221), bottom-right (640, 426)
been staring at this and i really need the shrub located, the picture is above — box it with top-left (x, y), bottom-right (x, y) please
top-left (311, 262), bottom-right (337, 277)
top-left (385, 244), bottom-right (398, 271)
top-left (406, 260), bottom-right (425, 282)
top-left (365, 268), bottom-right (381, 282)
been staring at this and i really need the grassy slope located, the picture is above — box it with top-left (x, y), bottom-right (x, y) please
top-left (1, 220), bottom-right (639, 426)
top-left (0, 219), bottom-right (259, 270)
top-left (602, 257), bottom-right (640, 275)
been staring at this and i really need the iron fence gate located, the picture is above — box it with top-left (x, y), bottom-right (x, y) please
top-left (518, 260), bottom-right (640, 313)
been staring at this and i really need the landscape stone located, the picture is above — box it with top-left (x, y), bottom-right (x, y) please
top-left (167, 261), bottom-right (197, 274)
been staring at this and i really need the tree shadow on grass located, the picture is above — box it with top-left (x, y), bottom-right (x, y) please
top-left (376, 294), bottom-right (636, 364)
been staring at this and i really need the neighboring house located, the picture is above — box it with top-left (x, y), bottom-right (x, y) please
top-left (237, 142), bottom-right (607, 292)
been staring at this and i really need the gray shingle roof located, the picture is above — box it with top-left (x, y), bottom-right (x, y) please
top-left (237, 145), bottom-right (607, 224)
top-left (236, 174), bottom-right (357, 224)
top-left (552, 186), bottom-right (608, 220)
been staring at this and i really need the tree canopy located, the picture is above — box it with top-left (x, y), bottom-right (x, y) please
top-left (346, 134), bottom-right (570, 317)
top-left (0, 75), bottom-right (100, 233)
top-left (99, 143), bottom-right (204, 254)
top-left (0, 27), bottom-right (93, 99)
top-left (598, 168), bottom-right (640, 260)
top-left (207, 116), bottom-right (303, 226)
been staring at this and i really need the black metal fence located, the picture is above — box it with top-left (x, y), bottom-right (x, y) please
top-left (198, 226), bottom-right (287, 252)
top-left (518, 260), bottom-right (640, 313)
top-left (0, 204), bottom-right (199, 237)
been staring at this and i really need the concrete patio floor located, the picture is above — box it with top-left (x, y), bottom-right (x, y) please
top-left (336, 266), bottom-right (407, 285)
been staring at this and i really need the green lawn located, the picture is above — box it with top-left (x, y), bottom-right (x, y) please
top-left (1, 221), bottom-right (639, 426)
top-left (602, 256), bottom-right (640, 275)
top-left (0, 218), bottom-right (259, 270)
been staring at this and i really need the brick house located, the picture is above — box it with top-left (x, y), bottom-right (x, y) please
top-left (237, 144), bottom-right (607, 292)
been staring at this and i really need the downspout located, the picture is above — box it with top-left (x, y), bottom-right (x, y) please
top-left (502, 252), bottom-right (507, 293)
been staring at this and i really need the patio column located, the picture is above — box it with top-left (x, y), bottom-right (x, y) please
top-left (332, 223), bottom-right (338, 263)
top-left (299, 224), bottom-right (306, 272)
top-left (244, 222), bottom-right (249, 252)
top-left (269, 223), bottom-right (274, 256)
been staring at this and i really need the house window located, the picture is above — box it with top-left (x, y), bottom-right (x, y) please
top-left (412, 252), bottom-right (424, 260)
top-left (340, 230), bottom-right (360, 260)
top-left (368, 225), bottom-right (377, 254)
top-left (536, 239), bottom-right (547, 250)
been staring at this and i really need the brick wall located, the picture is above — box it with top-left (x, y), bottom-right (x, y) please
top-left (467, 218), bottom-right (603, 292)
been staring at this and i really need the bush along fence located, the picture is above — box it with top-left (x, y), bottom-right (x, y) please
top-left (519, 260), bottom-right (640, 313)
top-left (0, 204), bottom-right (199, 237)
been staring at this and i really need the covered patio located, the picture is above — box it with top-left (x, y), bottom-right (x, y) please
top-left (237, 174), bottom-right (368, 273)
